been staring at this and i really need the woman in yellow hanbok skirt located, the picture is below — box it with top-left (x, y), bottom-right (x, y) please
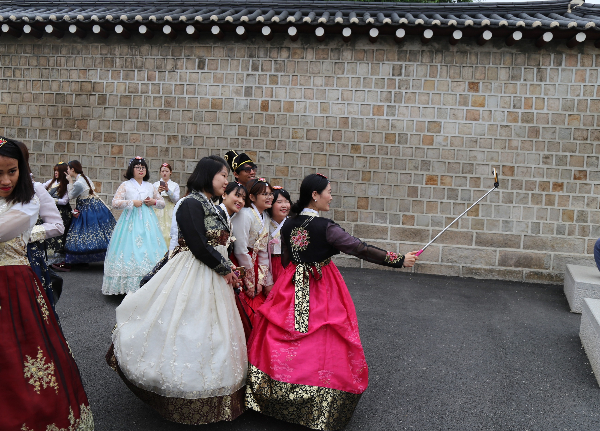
top-left (153, 162), bottom-right (180, 246)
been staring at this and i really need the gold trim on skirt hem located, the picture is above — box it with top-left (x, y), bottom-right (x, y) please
top-left (245, 364), bottom-right (362, 431)
top-left (106, 345), bottom-right (245, 425)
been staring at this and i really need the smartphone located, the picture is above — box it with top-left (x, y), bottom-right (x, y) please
top-left (160, 180), bottom-right (166, 188)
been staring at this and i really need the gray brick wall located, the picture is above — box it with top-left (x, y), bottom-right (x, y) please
top-left (1, 34), bottom-right (598, 283)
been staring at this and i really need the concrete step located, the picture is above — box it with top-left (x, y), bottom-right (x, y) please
top-left (564, 264), bottom-right (600, 313)
top-left (580, 298), bottom-right (600, 387)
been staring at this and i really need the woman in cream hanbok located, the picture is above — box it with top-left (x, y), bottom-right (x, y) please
top-left (152, 162), bottom-right (180, 246)
top-left (108, 156), bottom-right (247, 425)
top-left (231, 178), bottom-right (274, 338)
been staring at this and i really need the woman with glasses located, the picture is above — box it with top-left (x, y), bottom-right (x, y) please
top-left (152, 162), bottom-right (180, 246)
top-left (102, 157), bottom-right (167, 295)
top-left (266, 186), bottom-right (291, 283)
top-left (56, 159), bottom-right (116, 270)
top-left (231, 178), bottom-right (274, 339)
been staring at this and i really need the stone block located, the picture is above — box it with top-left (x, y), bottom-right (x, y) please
top-left (580, 298), bottom-right (600, 388)
top-left (461, 266), bottom-right (523, 281)
top-left (564, 264), bottom-right (600, 313)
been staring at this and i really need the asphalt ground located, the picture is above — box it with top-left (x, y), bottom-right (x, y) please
top-left (56, 264), bottom-right (600, 431)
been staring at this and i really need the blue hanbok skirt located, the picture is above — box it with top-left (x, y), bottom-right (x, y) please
top-left (65, 196), bottom-right (116, 264)
top-left (101, 204), bottom-right (167, 295)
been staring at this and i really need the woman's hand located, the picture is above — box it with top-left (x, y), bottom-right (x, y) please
top-left (132, 200), bottom-right (143, 208)
top-left (66, 172), bottom-right (73, 183)
top-left (263, 284), bottom-right (274, 296)
top-left (256, 283), bottom-right (264, 297)
top-left (402, 251), bottom-right (420, 268)
top-left (143, 197), bottom-right (156, 206)
top-left (223, 270), bottom-right (239, 286)
top-left (157, 185), bottom-right (166, 193)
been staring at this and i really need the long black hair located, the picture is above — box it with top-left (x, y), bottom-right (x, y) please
top-left (267, 186), bottom-right (291, 218)
top-left (47, 162), bottom-right (69, 198)
top-left (67, 160), bottom-right (95, 195)
top-left (187, 155), bottom-right (229, 199)
top-left (290, 174), bottom-right (329, 216)
top-left (0, 137), bottom-right (34, 204)
top-left (124, 157), bottom-right (150, 181)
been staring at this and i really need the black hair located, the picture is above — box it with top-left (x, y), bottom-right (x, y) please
top-left (187, 155), bottom-right (229, 198)
top-left (245, 178), bottom-right (271, 208)
top-left (0, 137), bottom-right (35, 204)
top-left (224, 182), bottom-right (247, 199)
top-left (266, 187), bottom-right (291, 218)
top-left (124, 157), bottom-right (150, 181)
top-left (290, 174), bottom-right (330, 216)
top-left (67, 160), bottom-right (95, 195)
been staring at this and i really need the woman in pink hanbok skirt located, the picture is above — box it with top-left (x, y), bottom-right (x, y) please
top-left (246, 174), bottom-right (419, 430)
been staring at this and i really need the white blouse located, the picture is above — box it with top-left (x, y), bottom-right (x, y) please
top-left (168, 199), bottom-right (185, 251)
top-left (112, 179), bottom-right (165, 210)
top-left (32, 182), bottom-right (64, 242)
top-left (67, 174), bottom-right (94, 200)
top-left (152, 179), bottom-right (180, 205)
top-left (269, 217), bottom-right (287, 255)
top-left (43, 179), bottom-right (69, 205)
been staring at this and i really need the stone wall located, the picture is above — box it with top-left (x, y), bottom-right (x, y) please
top-left (1, 33), bottom-right (598, 283)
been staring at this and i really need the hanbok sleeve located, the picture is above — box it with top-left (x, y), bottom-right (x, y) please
top-left (0, 200), bottom-right (39, 242)
top-left (111, 182), bottom-right (133, 210)
top-left (231, 210), bottom-right (253, 272)
top-left (43, 179), bottom-right (53, 188)
top-left (326, 222), bottom-right (405, 268)
top-left (32, 182), bottom-right (64, 241)
top-left (257, 213), bottom-right (273, 286)
top-left (67, 180), bottom-right (85, 200)
top-left (167, 182), bottom-right (180, 204)
top-left (152, 186), bottom-right (165, 209)
top-left (55, 192), bottom-right (69, 206)
top-left (176, 198), bottom-right (232, 276)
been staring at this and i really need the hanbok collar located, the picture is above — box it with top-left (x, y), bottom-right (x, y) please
top-left (219, 202), bottom-right (232, 226)
top-left (251, 203), bottom-right (265, 229)
top-left (270, 217), bottom-right (287, 238)
top-left (128, 178), bottom-right (146, 194)
top-left (300, 208), bottom-right (319, 217)
top-left (197, 191), bottom-right (228, 228)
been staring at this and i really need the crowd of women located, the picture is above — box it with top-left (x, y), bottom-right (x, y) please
top-left (0, 139), bottom-right (419, 431)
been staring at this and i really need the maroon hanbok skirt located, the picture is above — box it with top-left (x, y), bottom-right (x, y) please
top-left (230, 253), bottom-right (267, 341)
top-left (0, 265), bottom-right (93, 431)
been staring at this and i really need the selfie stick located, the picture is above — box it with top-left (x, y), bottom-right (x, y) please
top-left (414, 169), bottom-right (500, 257)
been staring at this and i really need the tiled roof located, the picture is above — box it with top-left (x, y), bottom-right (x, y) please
top-left (0, 0), bottom-right (597, 45)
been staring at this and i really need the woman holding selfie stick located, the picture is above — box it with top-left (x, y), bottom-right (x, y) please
top-left (102, 157), bottom-right (167, 295)
top-left (153, 162), bottom-right (180, 246)
top-left (108, 156), bottom-right (246, 425)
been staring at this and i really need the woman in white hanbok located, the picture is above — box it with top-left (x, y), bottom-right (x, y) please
top-left (152, 162), bottom-right (180, 246)
top-left (108, 155), bottom-right (246, 425)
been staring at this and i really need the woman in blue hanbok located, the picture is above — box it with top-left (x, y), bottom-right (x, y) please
top-left (102, 157), bottom-right (167, 295)
top-left (57, 159), bottom-right (116, 269)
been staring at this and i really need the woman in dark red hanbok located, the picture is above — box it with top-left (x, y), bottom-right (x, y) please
top-left (246, 173), bottom-right (419, 431)
top-left (0, 137), bottom-right (93, 431)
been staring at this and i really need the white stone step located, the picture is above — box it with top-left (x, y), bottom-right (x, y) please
top-left (580, 298), bottom-right (600, 387)
top-left (564, 264), bottom-right (600, 313)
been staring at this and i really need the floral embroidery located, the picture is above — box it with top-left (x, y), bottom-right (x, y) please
top-left (23, 346), bottom-right (59, 394)
top-left (34, 278), bottom-right (50, 324)
top-left (385, 251), bottom-right (403, 265)
top-left (290, 227), bottom-right (310, 251)
top-left (21, 404), bottom-right (94, 431)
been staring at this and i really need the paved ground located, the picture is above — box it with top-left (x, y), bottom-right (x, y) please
top-left (57, 264), bottom-right (600, 431)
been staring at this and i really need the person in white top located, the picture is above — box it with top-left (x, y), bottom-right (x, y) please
top-left (152, 162), bottom-right (180, 246)
top-left (43, 162), bottom-right (72, 264)
top-left (231, 178), bottom-right (274, 337)
top-left (57, 160), bottom-right (116, 268)
top-left (266, 186), bottom-right (291, 284)
top-left (0, 137), bottom-right (94, 431)
top-left (102, 156), bottom-right (167, 295)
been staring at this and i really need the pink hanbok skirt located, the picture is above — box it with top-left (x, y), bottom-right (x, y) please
top-left (246, 261), bottom-right (366, 430)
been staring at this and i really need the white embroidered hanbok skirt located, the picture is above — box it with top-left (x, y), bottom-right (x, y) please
top-left (110, 245), bottom-right (247, 424)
